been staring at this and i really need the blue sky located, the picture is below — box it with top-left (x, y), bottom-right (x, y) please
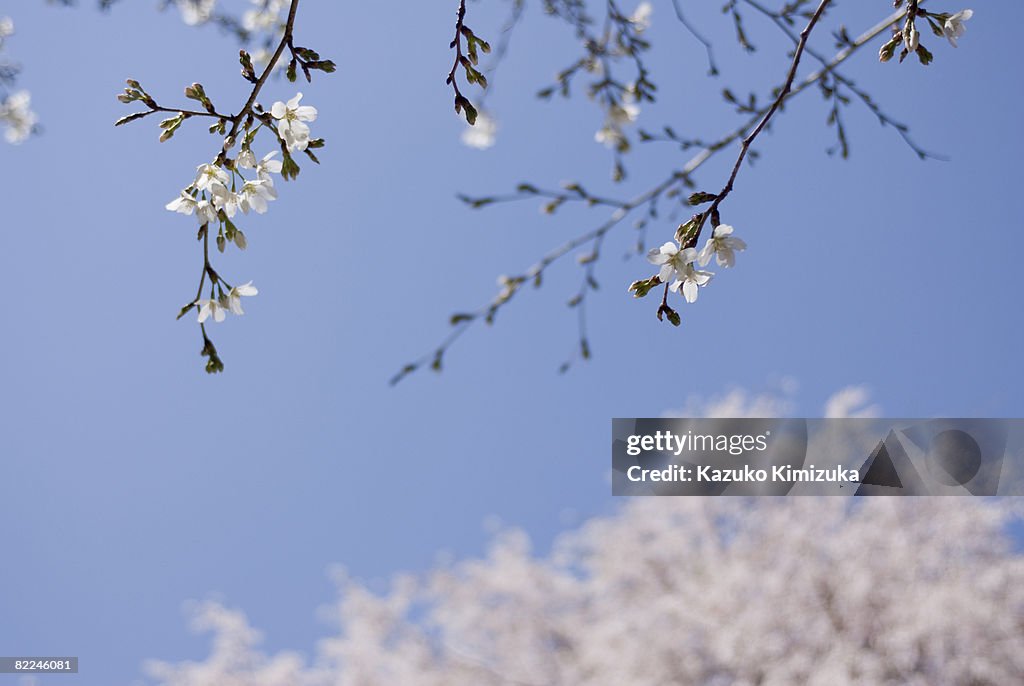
top-left (1, 1), bottom-right (1022, 684)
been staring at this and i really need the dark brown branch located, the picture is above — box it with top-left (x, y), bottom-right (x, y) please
top-left (216, 0), bottom-right (301, 162)
top-left (446, 0), bottom-right (469, 100)
top-left (157, 105), bottom-right (227, 119)
top-left (445, 0), bottom-right (489, 125)
top-left (739, 0), bottom-right (937, 160)
top-left (670, 0), bottom-right (718, 75)
top-left (699, 0), bottom-right (832, 236)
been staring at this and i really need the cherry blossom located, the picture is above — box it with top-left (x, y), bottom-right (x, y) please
top-left (226, 282), bottom-right (258, 315)
top-left (175, 0), bottom-right (216, 27)
top-left (239, 151), bottom-right (283, 183)
top-left (145, 495), bottom-right (1024, 686)
top-left (165, 191), bottom-right (198, 217)
top-left (271, 93), bottom-right (317, 152)
top-left (196, 298), bottom-right (227, 324)
top-left (238, 180), bottom-right (277, 214)
top-left (242, 0), bottom-right (286, 33)
top-left (211, 184), bottom-right (241, 218)
top-left (595, 95), bottom-right (640, 150)
top-left (236, 147), bottom-right (256, 169)
top-left (698, 224), bottom-right (747, 268)
top-left (195, 199), bottom-right (218, 225)
top-left (647, 241), bottom-right (694, 285)
top-left (672, 259), bottom-right (713, 302)
top-left (0, 90), bottom-right (37, 144)
top-left (630, 2), bottom-right (653, 32)
top-left (943, 9), bottom-right (973, 48)
top-left (461, 111), bottom-right (498, 150)
top-left (193, 164), bottom-right (229, 193)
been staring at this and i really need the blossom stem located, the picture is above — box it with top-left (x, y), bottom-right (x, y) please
top-left (738, 0), bottom-right (934, 160)
top-left (194, 224), bottom-right (211, 303)
top-left (698, 0), bottom-right (832, 241)
top-left (152, 104), bottom-right (228, 120)
top-left (670, 0), bottom-right (718, 75)
top-left (216, 0), bottom-right (301, 163)
top-left (182, 0), bottom-right (301, 367)
top-left (446, 1), bottom-right (469, 103)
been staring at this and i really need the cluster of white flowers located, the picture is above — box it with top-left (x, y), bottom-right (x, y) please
top-left (461, 110), bottom-right (498, 150)
top-left (242, 0), bottom-right (287, 33)
top-left (647, 224), bottom-right (746, 302)
top-left (163, 93), bottom-right (317, 324)
top-left (174, 0), bottom-right (216, 26)
top-left (145, 492), bottom-right (1024, 686)
top-left (165, 154), bottom-right (279, 323)
top-left (196, 282), bottom-right (258, 324)
top-left (271, 92), bottom-right (318, 151)
top-left (166, 155), bottom-right (281, 223)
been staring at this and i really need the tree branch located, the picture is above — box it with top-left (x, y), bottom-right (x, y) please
top-left (216, 0), bottom-right (300, 162)
top-left (699, 0), bottom-right (833, 230)
top-left (393, 3), bottom-right (919, 383)
top-left (739, 0), bottom-right (937, 160)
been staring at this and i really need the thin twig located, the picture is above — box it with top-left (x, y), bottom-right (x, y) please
top-left (739, 0), bottom-right (938, 160)
top-left (476, 0), bottom-right (525, 108)
top-left (698, 0), bottom-right (833, 237)
top-left (671, 0), bottom-right (718, 75)
top-left (447, 0), bottom-right (469, 101)
top-left (154, 105), bottom-right (228, 119)
top-left (216, 0), bottom-right (301, 161)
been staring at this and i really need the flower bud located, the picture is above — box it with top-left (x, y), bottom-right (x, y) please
top-left (879, 37), bottom-right (898, 62)
top-left (904, 26), bottom-right (920, 52)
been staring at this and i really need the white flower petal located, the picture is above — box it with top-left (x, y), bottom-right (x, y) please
top-left (197, 301), bottom-right (211, 323)
top-left (682, 279), bottom-right (699, 303)
top-left (234, 282), bottom-right (258, 296)
top-left (697, 242), bottom-right (714, 267)
top-left (294, 105), bottom-right (317, 122)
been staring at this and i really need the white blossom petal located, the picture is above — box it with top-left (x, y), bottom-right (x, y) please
top-left (682, 279), bottom-right (699, 302)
